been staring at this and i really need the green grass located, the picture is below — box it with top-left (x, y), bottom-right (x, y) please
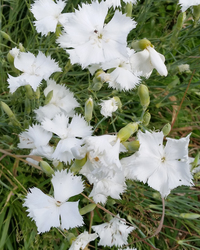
top-left (1, 0), bottom-right (200, 249)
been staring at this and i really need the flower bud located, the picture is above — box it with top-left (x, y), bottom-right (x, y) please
top-left (44, 90), bottom-right (53, 105)
top-left (39, 161), bottom-right (55, 177)
top-left (125, 2), bottom-right (133, 17)
top-left (19, 43), bottom-right (25, 52)
top-left (117, 122), bottom-right (138, 142)
top-left (193, 5), bottom-right (200, 26)
top-left (138, 38), bottom-right (152, 50)
top-left (0, 31), bottom-right (12, 41)
top-left (180, 213), bottom-right (200, 219)
top-left (25, 98), bottom-right (31, 115)
top-left (138, 84), bottom-right (150, 110)
top-left (1, 101), bottom-right (15, 118)
top-left (162, 123), bottom-right (171, 136)
top-left (53, 161), bottom-right (64, 171)
top-left (1, 102), bottom-right (21, 127)
top-left (113, 96), bottom-right (122, 110)
top-left (67, 233), bottom-right (76, 245)
top-left (25, 85), bottom-right (34, 99)
top-left (122, 140), bottom-right (140, 153)
top-left (79, 203), bottom-right (96, 215)
top-left (35, 87), bottom-right (40, 100)
top-left (142, 111), bottom-right (151, 126)
top-left (176, 12), bottom-right (186, 31)
top-left (85, 97), bottom-right (93, 122)
top-left (70, 155), bottom-right (87, 174)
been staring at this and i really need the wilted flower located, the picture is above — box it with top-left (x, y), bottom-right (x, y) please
top-left (121, 130), bottom-right (193, 197)
top-left (31, 0), bottom-right (70, 35)
top-left (23, 170), bottom-right (84, 233)
top-left (92, 215), bottom-right (135, 247)
top-left (34, 79), bottom-right (79, 121)
top-left (8, 51), bottom-right (61, 93)
top-left (69, 231), bottom-right (98, 250)
top-left (57, 1), bottom-right (136, 68)
top-left (100, 98), bottom-right (118, 117)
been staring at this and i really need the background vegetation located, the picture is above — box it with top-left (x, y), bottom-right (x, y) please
top-left (0, 0), bottom-right (200, 249)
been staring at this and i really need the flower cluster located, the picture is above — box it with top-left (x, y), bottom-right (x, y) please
top-left (5, 0), bottom-right (196, 249)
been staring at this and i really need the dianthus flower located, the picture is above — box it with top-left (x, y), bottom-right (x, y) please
top-left (42, 113), bottom-right (93, 164)
top-left (34, 79), bottom-right (79, 121)
top-left (69, 231), bottom-right (98, 250)
top-left (57, 1), bottom-right (136, 68)
top-left (121, 131), bottom-right (193, 197)
top-left (31, 0), bottom-right (70, 35)
top-left (23, 170), bottom-right (84, 233)
top-left (92, 215), bottom-right (135, 247)
top-left (8, 51), bottom-right (61, 93)
top-left (178, 0), bottom-right (200, 12)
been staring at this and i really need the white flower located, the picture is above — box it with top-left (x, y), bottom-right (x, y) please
top-left (23, 170), bottom-right (84, 233)
top-left (31, 0), bottom-right (70, 35)
top-left (18, 124), bottom-right (54, 164)
top-left (42, 113), bottom-right (93, 164)
top-left (178, 64), bottom-right (190, 73)
top-left (105, 0), bottom-right (137, 8)
top-left (101, 49), bottom-right (141, 91)
top-left (130, 46), bottom-right (167, 78)
top-left (34, 79), bottom-right (79, 121)
top-left (8, 51), bottom-right (61, 93)
top-left (100, 98), bottom-right (118, 117)
top-left (79, 135), bottom-right (127, 204)
top-left (178, 0), bottom-right (200, 12)
top-left (69, 231), bottom-right (98, 250)
top-left (57, 1), bottom-right (136, 68)
top-left (122, 131), bottom-right (193, 198)
top-left (92, 215), bottom-right (135, 247)
top-left (9, 47), bottom-right (20, 58)
top-left (18, 124), bottom-right (52, 149)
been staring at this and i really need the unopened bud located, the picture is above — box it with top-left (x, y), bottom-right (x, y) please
top-left (125, 2), bottom-right (133, 17)
top-left (0, 31), bottom-right (12, 41)
top-left (162, 123), bottom-right (171, 136)
top-left (117, 122), bottom-right (138, 142)
top-left (67, 233), bottom-right (76, 245)
top-left (70, 155), bottom-right (87, 174)
top-left (54, 161), bottom-right (64, 171)
top-left (122, 140), bottom-right (140, 153)
top-left (25, 98), bottom-right (31, 115)
top-left (1, 101), bottom-right (14, 118)
top-left (79, 203), bottom-right (96, 215)
top-left (138, 38), bottom-right (152, 50)
top-left (138, 84), bottom-right (150, 110)
top-left (142, 111), bottom-right (151, 126)
top-left (113, 96), bottom-right (122, 110)
top-left (35, 87), bottom-right (40, 100)
top-left (44, 90), bottom-right (53, 105)
top-left (39, 161), bottom-right (55, 176)
top-left (180, 213), bottom-right (200, 219)
top-left (176, 12), bottom-right (186, 31)
top-left (193, 5), bottom-right (200, 26)
top-left (25, 85), bottom-right (34, 99)
top-left (19, 43), bottom-right (25, 52)
top-left (85, 97), bottom-right (93, 122)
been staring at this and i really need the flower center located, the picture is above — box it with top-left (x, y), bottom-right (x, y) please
top-left (161, 156), bottom-right (166, 163)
